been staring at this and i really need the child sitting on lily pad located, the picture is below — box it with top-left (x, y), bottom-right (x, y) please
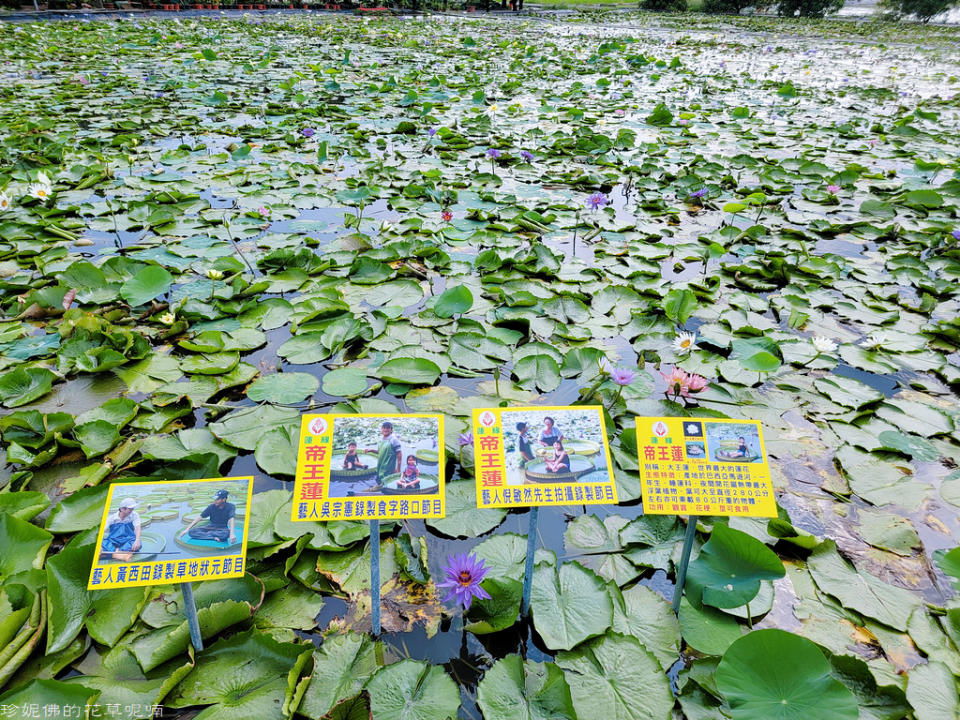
top-left (397, 455), bottom-right (421, 489)
top-left (343, 442), bottom-right (367, 470)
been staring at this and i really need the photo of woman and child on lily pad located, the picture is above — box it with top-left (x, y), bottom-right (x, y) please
top-left (502, 408), bottom-right (610, 485)
top-left (328, 415), bottom-right (442, 497)
top-left (95, 477), bottom-right (251, 565)
top-left (702, 421), bottom-right (763, 463)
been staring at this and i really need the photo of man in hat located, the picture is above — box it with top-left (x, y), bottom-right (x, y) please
top-left (183, 489), bottom-right (236, 544)
top-left (100, 497), bottom-right (142, 561)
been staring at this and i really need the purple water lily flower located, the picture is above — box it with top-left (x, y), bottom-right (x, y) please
top-left (519, 150), bottom-right (533, 162)
top-left (486, 148), bottom-right (501, 159)
top-left (953, 229), bottom-right (960, 241)
top-left (438, 552), bottom-right (490, 610)
top-left (427, 127), bottom-right (438, 137)
top-left (611, 367), bottom-right (636, 386)
top-left (586, 192), bottom-right (609, 210)
top-left (458, 432), bottom-right (473, 446)
top-left (301, 127), bottom-right (315, 138)
top-left (690, 188), bottom-right (708, 199)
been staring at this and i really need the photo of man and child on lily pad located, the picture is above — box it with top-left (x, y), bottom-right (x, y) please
top-left (502, 408), bottom-right (610, 485)
top-left (96, 477), bottom-right (250, 564)
top-left (327, 415), bottom-right (441, 497)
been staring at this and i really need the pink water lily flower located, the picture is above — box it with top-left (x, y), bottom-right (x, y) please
top-left (661, 367), bottom-right (709, 399)
top-left (661, 367), bottom-right (689, 395)
top-left (682, 373), bottom-right (709, 396)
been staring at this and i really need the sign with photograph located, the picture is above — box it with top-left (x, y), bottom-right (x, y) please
top-left (88, 476), bottom-right (253, 590)
top-left (292, 413), bottom-right (445, 521)
top-left (471, 406), bottom-right (617, 509)
top-left (634, 417), bottom-right (776, 517)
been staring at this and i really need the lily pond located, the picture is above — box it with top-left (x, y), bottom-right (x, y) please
top-left (1, 7), bottom-right (960, 720)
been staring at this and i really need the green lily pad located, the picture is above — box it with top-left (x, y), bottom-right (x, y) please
top-left (513, 354), bottom-right (562, 393)
top-left (120, 265), bottom-right (174, 307)
top-left (165, 629), bottom-right (311, 720)
top-left (297, 632), bottom-right (379, 718)
top-left (208, 404), bottom-right (301, 451)
top-left (609, 584), bottom-right (681, 670)
top-left (365, 659), bottom-right (460, 720)
top-left (434, 284), bottom-right (473, 318)
top-left (686, 524), bottom-right (784, 609)
top-left (0, 491), bottom-right (49, 521)
top-left (254, 424), bottom-right (299, 476)
top-left (113, 354), bottom-right (182, 393)
top-left (807, 540), bottom-right (920, 632)
top-left (0, 367), bottom-right (56, 408)
top-left (557, 632), bottom-right (674, 720)
top-left (46, 484), bottom-right (111, 533)
top-left (679, 597), bottom-right (743, 656)
top-left (477, 654), bottom-right (576, 720)
top-left (46, 539), bottom-right (148, 653)
top-left (247, 372), bottom-right (319, 403)
top-left (321, 367), bottom-right (369, 397)
top-left (140, 427), bottom-right (237, 468)
top-left (530, 562), bottom-right (612, 651)
top-left (717, 629), bottom-right (858, 720)
top-left (0, 680), bottom-right (99, 718)
top-left (376, 357), bottom-right (441, 385)
top-left (0, 512), bottom-right (53, 582)
top-left (67, 647), bottom-right (193, 720)
top-left (934, 547), bottom-right (960, 592)
top-left (905, 661), bottom-right (959, 720)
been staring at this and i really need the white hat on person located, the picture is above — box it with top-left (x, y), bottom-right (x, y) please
top-left (119, 497), bottom-right (137, 509)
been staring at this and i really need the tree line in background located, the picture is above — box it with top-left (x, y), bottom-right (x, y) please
top-left (640, 0), bottom-right (958, 21)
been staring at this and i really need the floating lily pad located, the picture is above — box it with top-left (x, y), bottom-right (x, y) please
top-left (530, 562), bottom-right (612, 651)
top-left (247, 372), bottom-right (319, 403)
top-left (717, 629), bottom-right (858, 720)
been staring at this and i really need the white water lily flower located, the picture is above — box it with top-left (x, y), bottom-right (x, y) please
top-left (0, 191), bottom-right (11, 212)
top-left (811, 336), bottom-right (837, 354)
top-left (29, 182), bottom-right (52, 201)
top-left (206, 269), bottom-right (224, 280)
top-left (158, 312), bottom-right (176, 325)
top-left (860, 331), bottom-right (888, 350)
top-left (673, 331), bottom-right (698, 354)
top-left (36, 171), bottom-right (51, 186)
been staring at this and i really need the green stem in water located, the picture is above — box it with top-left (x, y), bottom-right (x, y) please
top-left (611, 385), bottom-right (624, 410)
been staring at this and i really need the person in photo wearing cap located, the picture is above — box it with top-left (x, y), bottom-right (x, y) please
top-left (183, 489), bottom-right (236, 544)
top-left (101, 497), bottom-right (142, 561)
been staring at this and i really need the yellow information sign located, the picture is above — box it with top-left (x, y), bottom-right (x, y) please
top-left (634, 417), bottom-right (775, 517)
top-left (88, 476), bottom-right (253, 590)
top-left (472, 406), bottom-right (617, 509)
top-left (292, 413), bottom-right (445, 521)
